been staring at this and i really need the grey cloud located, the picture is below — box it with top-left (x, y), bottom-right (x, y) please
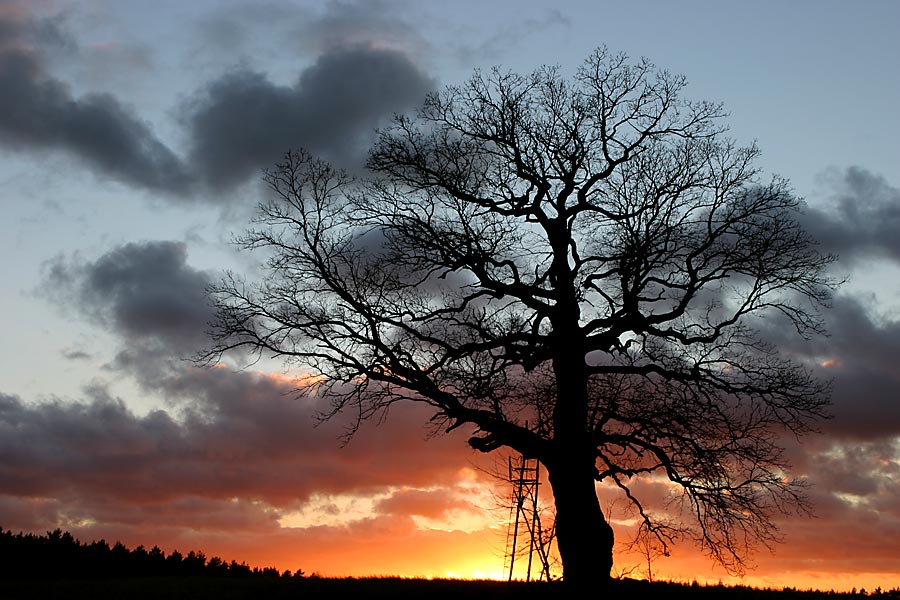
top-left (194, 0), bottom-right (428, 65)
top-left (450, 8), bottom-right (571, 65)
top-left (184, 44), bottom-right (434, 188)
top-left (26, 12), bottom-right (77, 54)
top-left (804, 440), bottom-right (898, 498)
top-left (0, 365), bottom-right (475, 530)
top-left (801, 167), bottom-right (900, 265)
top-left (758, 293), bottom-right (900, 440)
top-left (0, 7), bottom-right (436, 200)
top-left (0, 13), bottom-right (191, 194)
top-left (826, 364), bottom-right (900, 440)
top-left (137, 364), bottom-right (475, 489)
top-left (814, 294), bottom-right (900, 376)
top-left (294, 0), bottom-right (428, 56)
top-left (42, 241), bottom-right (214, 361)
top-left (61, 348), bottom-right (92, 361)
top-left (763, 437), bottom-right (900, 574)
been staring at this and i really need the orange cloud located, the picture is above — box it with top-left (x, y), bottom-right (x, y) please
top-left (2, 361), bottom-right (900, 593)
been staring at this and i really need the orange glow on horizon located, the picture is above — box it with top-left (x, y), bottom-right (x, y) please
top-left (160, 526), bottom-right (900, 593)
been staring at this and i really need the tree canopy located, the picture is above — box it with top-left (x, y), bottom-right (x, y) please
top-left (205, 47), bottom-right (836, 586)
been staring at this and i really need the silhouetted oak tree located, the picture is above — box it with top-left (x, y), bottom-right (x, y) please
top-left (205, 47), bottom-right (835, 587)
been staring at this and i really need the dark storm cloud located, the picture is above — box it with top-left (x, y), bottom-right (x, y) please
top-left (800, 167), bottom-right (900, 265)
top-left (807, 439), bottom-right (900, 499)
top-left (184, 43), bottom-right (434, 188)
top-left (751, 435), bottom-right (900, 577)
top-left (757, 292), bottom-right (900, 440)
top-left (42, 241), bottom-right (214, 360)
top-left (0, 14), bottom-right (191, 194)
top-left (0, 366), bottom-right (477, 526)
top-left (0, 5), bottom-right (435, 200)
top-left (748, 166), bottom-right (900, 440)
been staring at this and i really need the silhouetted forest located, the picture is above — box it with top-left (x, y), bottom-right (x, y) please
top-left (0, 526), bottom-right (296, 580)
top-left (2, 527), bottom-right (899, 599)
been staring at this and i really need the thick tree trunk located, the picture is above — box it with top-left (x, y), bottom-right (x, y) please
top-left (546, 453), bottom-right (615, 588)
top-left (549, 333), bottom-right (615, 587)
top-left (545, 218), bottom-right (614, 587)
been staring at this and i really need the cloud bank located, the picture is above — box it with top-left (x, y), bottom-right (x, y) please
top-left (41, 240), bottom-right (215, 376)
top-left (801, 167), bottom-right (900, 266)
top-left (0, 12), bottom-right (191, 193)
top-left (0, 5), bottom-right (434, 202)
top-left (184, 44), bottom-right (433, 190)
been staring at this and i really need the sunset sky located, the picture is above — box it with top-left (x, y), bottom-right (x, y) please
top-left (2, 0), bottom-right (900, 592)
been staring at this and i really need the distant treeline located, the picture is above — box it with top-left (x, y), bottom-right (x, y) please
top-left (3, 527), bottom-right (900, 600)
top-left (0, 527), bottom-right (301, 580)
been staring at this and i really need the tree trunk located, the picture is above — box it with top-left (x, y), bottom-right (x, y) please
top-left (546, 454), bottom-right (615, 588)
top-left (545, 219), bottom-right (614, 586)
top-left (548, 335), bottom-right (615, 587)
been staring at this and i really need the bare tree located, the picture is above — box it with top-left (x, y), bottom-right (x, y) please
top-left (204, 47), bottom-right (835, 588)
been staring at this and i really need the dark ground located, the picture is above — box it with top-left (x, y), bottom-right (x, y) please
top-left (2, 576), bottom-right (894, 600)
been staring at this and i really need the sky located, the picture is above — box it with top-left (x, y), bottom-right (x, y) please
top-left (1, 0), bottom-right (900, 592)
